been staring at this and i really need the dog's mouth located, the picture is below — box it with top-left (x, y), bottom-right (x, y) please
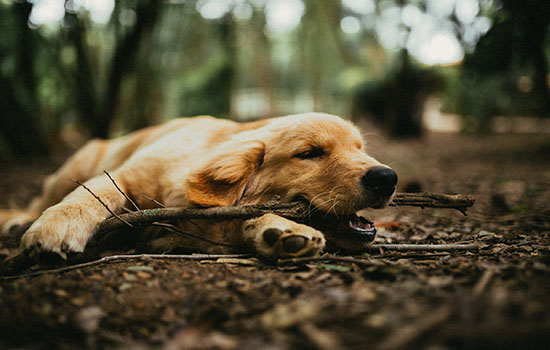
top-left (302, 210), bottom-right (377, 248)
top-left (303, 212), bottom-right (376, 252)
top-left (292, 196), bottom-right (377, 249)
top-left (346, 213), bottom-right (376, 242)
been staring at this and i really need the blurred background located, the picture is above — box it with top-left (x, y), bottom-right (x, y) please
top-left (1, 0), bottom-right (549, 159)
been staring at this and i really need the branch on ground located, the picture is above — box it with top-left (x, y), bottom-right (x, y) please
top-left (96, 192), bottom-right (475, 234)
top-left (390, 192), bottom-right (475, 215)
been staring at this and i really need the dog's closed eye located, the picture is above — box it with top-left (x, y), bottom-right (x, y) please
top-left (294, 147), bottom-right (325, 160)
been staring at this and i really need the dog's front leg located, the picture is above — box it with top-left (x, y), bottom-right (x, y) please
top-left (21, 175), bottom-right (129, 257)
top-left (242, 214), bottom-right (326, 258)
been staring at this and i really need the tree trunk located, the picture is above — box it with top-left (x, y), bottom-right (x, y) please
top-left (386, 51), bottom-right (423, 138)
top-left (0, 76), bottom-right (48, 157)
top-left (0, 2), bottom-right (48, 157)
top-left (96, 0), bottom-right (163, 138)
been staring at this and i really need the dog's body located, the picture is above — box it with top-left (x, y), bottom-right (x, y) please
top-left (0, 113), bottom-right (397, 258)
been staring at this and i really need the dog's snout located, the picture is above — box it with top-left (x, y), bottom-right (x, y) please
top-left (362, 167), bottom-right (398, 196)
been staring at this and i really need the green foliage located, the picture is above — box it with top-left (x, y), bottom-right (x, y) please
top-left (1, 0), bottom-right (549, 158)
top-left (177, 53), bottom-right (233, 117)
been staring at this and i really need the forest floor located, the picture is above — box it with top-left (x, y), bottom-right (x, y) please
top-left (0, 131), bottom-right (549, 350)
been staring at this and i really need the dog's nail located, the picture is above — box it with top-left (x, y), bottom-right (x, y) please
top-left (263, 228), bottom-right (282, 247)
top-left (282, 236), bottom-right (307, 253)
top-left (54, 248), bottom-right (67, 260)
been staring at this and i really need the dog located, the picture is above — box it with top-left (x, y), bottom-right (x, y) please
top-left (0, 113), bottom-right (397, 258)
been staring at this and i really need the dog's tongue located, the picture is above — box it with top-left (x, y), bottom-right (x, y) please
top-left (348, 214), bottom-right (376, 242)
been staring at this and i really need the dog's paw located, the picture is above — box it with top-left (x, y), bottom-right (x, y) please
top-left (0, 210), bottom-right (36, 234)
top-left (244, 214), bottom-right (325, 258)
top-left (21, 204), bottom-right (98, 258)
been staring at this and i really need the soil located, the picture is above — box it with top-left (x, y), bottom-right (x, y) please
top-left (0, 132), bottom-right (549, 350)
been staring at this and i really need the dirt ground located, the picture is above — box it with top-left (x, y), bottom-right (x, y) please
top-left (0, 131), bottom-right (549, 350)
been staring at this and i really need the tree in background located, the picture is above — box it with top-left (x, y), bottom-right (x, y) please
top-left (1, 0), bottom-right (547, 158)
top-left (0, 1), bottom-right (49, 157)
top-left (460, 0), bottom-right (550, 132)
top-left (0, 0), bottom-right (163, 158)
top-left (352, 49), bottom-right (440, 138)
top-left (351, 0), bottom-right (499, 137)
top-left (66, 0), bottom-right (163, 138)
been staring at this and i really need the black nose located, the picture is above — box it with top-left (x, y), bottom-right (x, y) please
top-left (362, 167), bottom-right (398, 197)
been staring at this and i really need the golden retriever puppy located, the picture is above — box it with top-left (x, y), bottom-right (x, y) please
top-left (0, 113), bottom-right (397, 258)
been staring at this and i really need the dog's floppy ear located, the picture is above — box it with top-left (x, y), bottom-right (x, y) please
top-left (187, 140), bottom-right (265, 207)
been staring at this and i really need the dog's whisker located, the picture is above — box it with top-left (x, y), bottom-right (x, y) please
top-left (307, 190), bottom-right (335, 214)
top-left (326, 194), bottom-right (341, 219)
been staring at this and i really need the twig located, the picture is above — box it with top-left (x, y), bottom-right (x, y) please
top-left (277, 255), bottom-right (372, 266)
top-left (391, 192), bottom-right (475, 215)
top-left (276, 244), bottom-right (480, 266)
top-left (378, 306), bottom-right (452, 350)
top-left (0, 253), bottom-right (252, 280)
top-left (95, 201), bottom-right (309, 234)
top-left (473, 268), bottom-right (496, 296)
top-left (370, 243), bottom-right (480, 251)
top-left (142, 195), bottom-right (166, 208)
top-left (98, 174), bottom-right (236, 248)
top-left (71, 179), bottom-right (134, 228)
top-left (95, 192), bottom-right (474, 234)
top-left (103, 171), bottom-right (140, 211)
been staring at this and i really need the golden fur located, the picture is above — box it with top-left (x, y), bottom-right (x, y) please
top-left (0, 113), bottom-right (394, 258)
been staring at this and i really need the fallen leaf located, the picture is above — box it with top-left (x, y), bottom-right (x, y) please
top-left (54, 289), bottom-right (69, 298)
top-left (136, 271), bottom-right (152, 279)
top-left (76, 306), bottom-right (105, 333)
top-left (260, 298), bottom-right (320, 329)
top-left (70, 297), bottom-right (86, 307)
top-left (119, 283), bottom-right (133, 292)
top-left (165, 328), bottom-right (237, 350)
top-left (320, 264), bottom-right (351, 272)
top-left (88, 273), bottom-right (103, 281)
top-left (126, 265), bottom-right (154, 273)
top-left (201, 258), bottom-right (260, 265)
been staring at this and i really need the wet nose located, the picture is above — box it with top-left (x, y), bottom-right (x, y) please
top-left (362, 167), bottom-right (398, 197)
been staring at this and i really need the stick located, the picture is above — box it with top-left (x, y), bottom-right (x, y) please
top-left (103, 171), bottom-right (140, 211)
top-left (0, 253), bottom-right (252, 280)
top-left (95, 192), bottom-right (474, 234)
top-left (277, 255), bottom-right (373, 266)
top-left (71, 178), bottom-right (135, 228)
top-left (472, 268), bottom-right (496, 296)
top-left (95, 172), bottom-right (235, 248)
top-left (277, 243), bottom-right (481, 266)
top-left (369, 243), bottom-right (480, 251)
top-left (378, 306), bottom-right (452, 350)
top-left (391, 192), bottom-right (475, 215)
top-left (95, 201), bottom-right (309, 234)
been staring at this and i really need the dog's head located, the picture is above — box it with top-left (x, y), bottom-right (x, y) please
top-left (187, 113), bottom-right (397, 249)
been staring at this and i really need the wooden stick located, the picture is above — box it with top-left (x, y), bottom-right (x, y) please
top-left (103, 171), bottom-right (140, 211)
top-left (277, 255), bottom-right (373, 266)
top-left (95, 201), bottom-right (310, 234)
top-left (370, 243), bottom-right (480, 251)
top-left (71, 178), bottom-right (135, 228)
top-left (391, 192), bottom-right (475, 215)
top-left (0, 241), bottom-right (482, 278)
top-left (95, 192), bottom-right (474, 234)
top-left (277, 243), bottom-right (480, 266)
top-left (0, 253), bottom-right (252, 280)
